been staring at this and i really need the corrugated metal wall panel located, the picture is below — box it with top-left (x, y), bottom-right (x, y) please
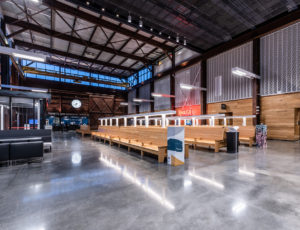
top-left (260, 22), bottom-right (300, 96)
top-left (139, 84), bottom-right (151, 113)
top-left (154, 75), bottom-right (171, 111)
top-left (128, 89), bottom-right (136, 114)
top-left (207, 42), bottom-right (253, 103)
top-left (175, 62), bottom-right (201, 108)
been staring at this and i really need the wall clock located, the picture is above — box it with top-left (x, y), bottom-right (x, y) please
top-left (71, 99), bottom-right (82, 109)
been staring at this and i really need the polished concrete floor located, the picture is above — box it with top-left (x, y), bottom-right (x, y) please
top-left (0, 132), bottom-right (300, 230)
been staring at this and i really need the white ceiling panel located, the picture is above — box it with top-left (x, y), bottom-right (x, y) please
top-left (54, 10), bottom-right (75, 34)
top-left (69, 43), bottom-right (85, 56)
top-left (121, 39), bottom-right (139, 53)
top-left (52, 38), bottom-right (69, 52)
top-left (121, 59), bottom-right (136, 67)
top-left (108, 33), bottom-right (129, 49)
top-left (110, 56), bottom-right (125, 65)
top-left (74, 18), bottom-right (95, 41)
top-left (91, 27), bottom-right (112, 45)
top-left (97, 51), bottom-right (114, 62)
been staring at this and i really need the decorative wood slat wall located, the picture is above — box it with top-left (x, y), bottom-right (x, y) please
top-left (207, 98), bottom-right (253, 126)
top-left (261, 93), bottom-right (300, 140)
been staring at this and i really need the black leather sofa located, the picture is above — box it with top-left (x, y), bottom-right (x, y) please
top-left (0, 130), bottom-right (48, 165)
top-left (10, 141), bottom-right (43, 161)
top-left (0, 143), bottom-right (9, 162)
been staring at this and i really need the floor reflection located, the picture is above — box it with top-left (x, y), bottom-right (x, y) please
top-left (99, 154), bottom-right (175, 210)
top-left (188, 168), bottom-right (224, 190)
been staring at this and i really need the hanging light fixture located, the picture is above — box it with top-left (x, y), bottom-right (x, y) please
top-left (183, 38), bottom-right (187, 46)
top-left (150, 27), bottom-right (153, 32)
top-left (128, 14), bottom-right (132, 23)
top-left (116, 13), bottom-right (119, 18)
top-left (101, 7), bottom-right (105, 12)
top-left (176, 34), bottom-right (179, 43)
top-left (168, 35), bottom-right (171, 39)
top-left (159, 31), bottom-right (162, 35)
top-left (139, 17), bottom-right (143, 27)
top-left (86, 1), bottom-right (90, 5)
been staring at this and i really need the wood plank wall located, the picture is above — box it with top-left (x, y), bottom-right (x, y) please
top-left (261, 93), bottom-right (300, 141)
top-left (207, 94), bottom-right (300, 140)
top-left (207, 98), bottom-right (253, 126)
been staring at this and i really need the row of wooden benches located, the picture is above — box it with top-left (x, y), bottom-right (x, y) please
top-left (90, 126), bottom-right (255, 163)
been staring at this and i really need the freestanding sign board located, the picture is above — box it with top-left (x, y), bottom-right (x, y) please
top-left (167, 127), bottom-right (185, 166)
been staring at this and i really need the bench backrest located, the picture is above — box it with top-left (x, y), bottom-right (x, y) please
top-left (185, 126), bottom-right (225, 141)
top-left (96, 126), bottom-right (167, 146)
top-left (0, 129), bottom-right (52, 142)
top-left (238, 126), bottom-right (256, 138)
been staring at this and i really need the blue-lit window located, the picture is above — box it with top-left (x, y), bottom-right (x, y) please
top-left (21, 60), bottom-right (126, 90)
top-left (128, 65), bottom-right (152, 87)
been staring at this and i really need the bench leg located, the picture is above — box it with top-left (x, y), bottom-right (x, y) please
top-left (215, 143), bottom-right (219, 153)
top-left (249, 140), bottom-right (253, 147)
top-left (82, 133), bottom-right (84, 137)
top-left (158, 154), bottom-right (164, 163)
top-left (128, 147), bottom-right (131, 152)
top-left (118, 143), bottom-right (120, 148)
top-left (185, 145), bottom-right (189, 159)
top-left (141, 151), bottom-right (144, 157)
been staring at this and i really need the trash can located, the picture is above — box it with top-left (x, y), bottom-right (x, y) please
top-left (226, 131), bottom-right (239, 153)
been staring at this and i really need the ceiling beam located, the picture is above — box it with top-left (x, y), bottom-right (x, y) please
top-left (4, 15), bottom-right (149, 63)
top-left (41, 0), bottom-right (173, 51)
top-left (13, 39), bottom-right (135, 73)
top-left (45, 59), bottom-right (128, 79)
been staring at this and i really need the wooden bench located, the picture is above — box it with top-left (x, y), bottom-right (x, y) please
top-left (238, 126), bottom-right (256, 147)
top-left (76, 125), bottom-right (92, 137)
top-left (184, 126), bottom-right (226, 152)
top-left (92, 126), bottom-right (189, 163)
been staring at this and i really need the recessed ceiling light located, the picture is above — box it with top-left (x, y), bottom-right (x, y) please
top-left (159, 31), bottom-right (162, 35)
top-left (150, 27), bottom-right (153, 32)
top-left (101, 8), bottom-right (105, 12)
top-left (86, 1), bottom-right (90, 5)
top-left (116, 13), bottom-right (119, 18)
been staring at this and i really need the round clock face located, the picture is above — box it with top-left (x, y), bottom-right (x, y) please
top-left (71, 99), bottom-right (82, 109)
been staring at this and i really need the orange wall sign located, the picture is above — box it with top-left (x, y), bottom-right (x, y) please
top-left (176, 105), bottom-right (201, 117)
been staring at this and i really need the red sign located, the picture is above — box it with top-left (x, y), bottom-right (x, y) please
top-left (176, 105), bottom-right (201, 117)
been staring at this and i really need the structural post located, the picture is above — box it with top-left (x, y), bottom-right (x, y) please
top-left (105, 119), bottom-right (107, 126)
top-left (253, 38), bottom-right (260, 125)
top-left (162, 114), bottom-right (166, 128)
top-left (145, 116), bottom-right (149, 128)
top-left (100, 119), bottom-right (103, 126)
top-left (116, 118), bottom-right (119, 127)
top-left (201, 60), bottom-right (207, 125)
top-left (192, 118), bottom-right (195, 127)
top-left (136, 73), bottom-right (140, 114)
top-left (124, 118), bottom-right (127, 127)
top-left (110, 118), bottom-right (112, 126)
top-left (133, 117), bottom-right (137, 127)
top-left (154, 119), bottom-right (158, 126)
top-left (242, 117), bottom-right (247, 126)
top-left (170, 49), bottom-right (176, 110)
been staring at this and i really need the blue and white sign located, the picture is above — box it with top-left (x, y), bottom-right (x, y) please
top-left (167, 127), bottom-right (185, 166)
